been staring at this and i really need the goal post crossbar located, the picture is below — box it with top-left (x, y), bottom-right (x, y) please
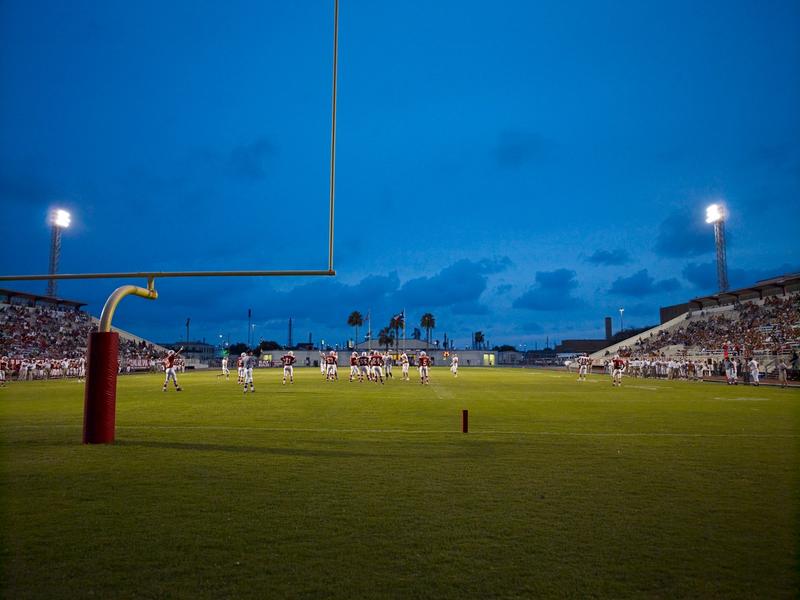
top-left (0, 0), bottom-right (339, 286)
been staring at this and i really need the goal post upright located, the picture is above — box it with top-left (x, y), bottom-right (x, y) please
top-left (83, 280), bottom-right (158, 444)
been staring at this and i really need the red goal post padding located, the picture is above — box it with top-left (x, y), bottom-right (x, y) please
top-left (83, 332), bottom-right (119, 444)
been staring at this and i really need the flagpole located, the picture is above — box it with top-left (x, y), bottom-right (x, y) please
top-left (367, 309), bottom-right (371, 351)
top-left (403, 309), bottom-right (406, 352)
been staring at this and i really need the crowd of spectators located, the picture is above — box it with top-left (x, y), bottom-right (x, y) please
top-left (617, 294), bottom-right (800, 360)
top-left (1, 303), bottom-right (163, 379)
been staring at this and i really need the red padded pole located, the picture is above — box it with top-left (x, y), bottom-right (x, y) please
top-left (462, 409), bottom-right (468, 433)
top-left (83, 331), bottom-right (119, 444)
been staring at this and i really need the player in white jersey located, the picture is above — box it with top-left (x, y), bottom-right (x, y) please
top-left (400, 352), bottom-right (410, 380)
top-left (242, 352), bottom-right (256, 393)
top-left (747, 358), bottom-right (760, 386)
top-left (218, 356), bottom-right (230, 379)
top-left (383, 352), bottom-right (393, 378)
top-left (450, 354), bottom-right (459, 377)
top-left (0, 356), bottom-right (7, 387)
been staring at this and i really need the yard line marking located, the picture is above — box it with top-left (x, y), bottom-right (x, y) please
top-left (626, 385), bottom-right (660, 391)
top-left (3, 424), bottom-right (795, 438)
top-left (712, 397), bottom-right (770, 402)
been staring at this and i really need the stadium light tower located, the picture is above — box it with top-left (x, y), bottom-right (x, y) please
top-left (619, 307), bottom-right (624, 333)
top-left (705, 204), bottom-right (729, 292)
top-left (47, 209), bottom-right (71, 297)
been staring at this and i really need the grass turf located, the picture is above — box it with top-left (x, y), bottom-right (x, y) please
top-left (1, 367), bottom-right (798, 599)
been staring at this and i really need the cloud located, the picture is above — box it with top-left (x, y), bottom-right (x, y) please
top-left (609, 269), bottom-right (680, 297)
top-left (682, 261), bottom-right (800, 294)
top-left (494, 283), bottom-right (513, 295)
top-left (228, 137), bottom-right (274, 180)
top-left (586, 249), bottom-right (631, 266)
top-left (512, 269), bottom-right (585, 311)
top-left (653, 208), bottom-right (713, 258)
top-left (0, 160), bottom-right (55, 206)
top-left (518, 322), bottom-right (544, 333)
top-left (396, 257), bottom-right (511, 308)
top-left (494, 130), bottom-right (549, 168)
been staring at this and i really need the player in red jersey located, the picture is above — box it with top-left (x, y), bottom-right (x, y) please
top-left (281, 350), bottom-right (296, 385)
top-left (237, 355), bottom-right (244, 384)
top-left (418, 350), bottom-right (431, 385)
top-left (348, 352), bottom-right (359, 382)
top-left (611, 354), bottom-right (625, 387)
top-left (577, 354), bottom-right (591, 381)
top-left (357, 352), bottom-right (370, 382)
top-left (368, 351), bottom-right (384, 384)
top-left (324, 351), bottom-right (338, 381)
top-left (162, 348), bottom-right (184, 392)
top-left (0, 355), bottom-right (8, 387)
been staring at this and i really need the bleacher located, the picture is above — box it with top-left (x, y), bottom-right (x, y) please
top-left (590, 290), bottom-right (800, 375)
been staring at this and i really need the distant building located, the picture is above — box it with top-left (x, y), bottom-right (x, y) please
top-left (160, 341), bottom-right (216, 363)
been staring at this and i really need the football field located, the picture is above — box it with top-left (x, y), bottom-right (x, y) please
top-left (1, 368), bottom-right (798, 598)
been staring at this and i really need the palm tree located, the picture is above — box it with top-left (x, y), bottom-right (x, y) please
top-left (474, 331), bottom-right (485, 350)
top-left (378, 327), bottom-right (394, 350)
top-left (347, 311), bottom-right (363, 348)
top-left (420, 313), bottom-right (435, 348)
top-left (389, 314), bottom-right (404, 350)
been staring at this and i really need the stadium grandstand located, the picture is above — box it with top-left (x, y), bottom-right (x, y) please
top-left (1, 289), bottom-right (168, 379)
top-left (589, 274), bottom-right (800, 379)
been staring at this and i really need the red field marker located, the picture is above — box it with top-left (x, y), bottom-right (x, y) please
top-left (462, 409), bottom-right (468, 433)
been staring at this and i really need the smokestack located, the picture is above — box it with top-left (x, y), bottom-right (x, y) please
top-left (605, 317), bottom-right (612, 340)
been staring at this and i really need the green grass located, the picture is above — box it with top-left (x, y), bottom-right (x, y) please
top-left (1, 368), bottom-right (798, 599)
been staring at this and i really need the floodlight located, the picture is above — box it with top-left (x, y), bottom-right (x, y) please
top-left (705, 203), bottom-right (729, 292)
top-left (51, 209), bottom-right (71, 228)
top-left (705, 204), bottom-right (723, 224)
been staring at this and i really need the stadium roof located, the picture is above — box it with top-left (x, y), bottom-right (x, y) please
top-left (0, 288), bottom-right (87, 310)
top-left (687, 273), bottom-right (800, 309)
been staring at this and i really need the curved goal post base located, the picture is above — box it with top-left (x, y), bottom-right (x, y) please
top-left (83, 331), bottom-right (119, 444)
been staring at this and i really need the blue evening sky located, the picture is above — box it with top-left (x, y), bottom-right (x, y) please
top-left (1, 0), bottom-right (799, 348)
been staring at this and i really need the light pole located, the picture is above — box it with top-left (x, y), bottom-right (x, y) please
top-left (705, 204), bottom-right (729, 292)
top-left (47, 209), bottom-right (71, 297)
top-left (619, 307), bottom-right (624, 333)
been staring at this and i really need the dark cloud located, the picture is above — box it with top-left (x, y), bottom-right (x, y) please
top-left (682, 261), bottom-right (800, 294)
top-left (609, 269), bottom-right (680, 297)
top-left (0, 160), bottom-right (55, 205)
top-left (518, 322), bottom-right (544, 333)
top-left (494, 131), bottom-right (549, 168)
top-left (653, 209), bottom-right (713, 258)
top-left (586, 249), bottom-right (631, 266)
top-left (512, 269), bottom-right (584, 311)
top-left (228, 137), bottom-right (274, 180)
top-left (450, 301), bottom-right (490, 315)
top-left (396, 257), bottom-right (511, 308)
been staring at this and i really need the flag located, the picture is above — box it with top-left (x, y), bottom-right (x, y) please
top-left (391, 311), bottom-right (405, 326)
top-left (248, 308), bottom-right (252, 319)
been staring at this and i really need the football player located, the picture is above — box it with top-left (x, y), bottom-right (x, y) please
top-left (450, 354), bottom-right (459, 377)
top-left (611, 354), bottom-right (625, 387)
top-left (418, 350), bottom-right (431, 385)
top-left (400, 352), bottom-right (410, 381)
top-left (281, 350), bottom-right (296, 385)
top-left (242, 351), bottom-right (256, 393)
top-left (162, 348), bottom-right (184, 392)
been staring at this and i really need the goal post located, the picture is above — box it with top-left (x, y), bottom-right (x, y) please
top-left (0, 0), bottom-right (341, 444)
